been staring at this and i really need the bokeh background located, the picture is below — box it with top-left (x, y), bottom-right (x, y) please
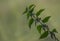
top-left (0, 0), bottom-right (60, 41)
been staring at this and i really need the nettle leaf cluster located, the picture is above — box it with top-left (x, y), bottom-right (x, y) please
top-left (23, 4), bottom-right (59, 41)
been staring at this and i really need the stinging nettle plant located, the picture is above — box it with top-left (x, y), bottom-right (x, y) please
top-left (23, 4), bottom-right (59, 41)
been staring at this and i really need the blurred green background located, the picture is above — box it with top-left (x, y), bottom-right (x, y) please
top-left (0, 0), bottom-right (60, 41)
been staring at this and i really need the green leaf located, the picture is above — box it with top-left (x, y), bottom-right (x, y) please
top-left (36, 9), bottom-right (45, 17)
top-left (29, 18), bottom-right (34, 29)
top-left (42, 16), bottom-right (51, 23)
top-left (27, 13), bottom-right (30, 19)
top-left (52, 29), bottom-right (58, 33)
top-left (37, 25), bottom-right (42, 34)
top-left (29, 4), bottom-right (35, 9)
top-left (29, 6), bottom-right (35, 13)
top-left (40, 31), bottom-right (48, 39)
top-left (23, 7), bottom-right (28, 14)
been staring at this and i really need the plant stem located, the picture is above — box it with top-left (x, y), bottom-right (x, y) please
top-left (31, 13), bottom-right (58, 41)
